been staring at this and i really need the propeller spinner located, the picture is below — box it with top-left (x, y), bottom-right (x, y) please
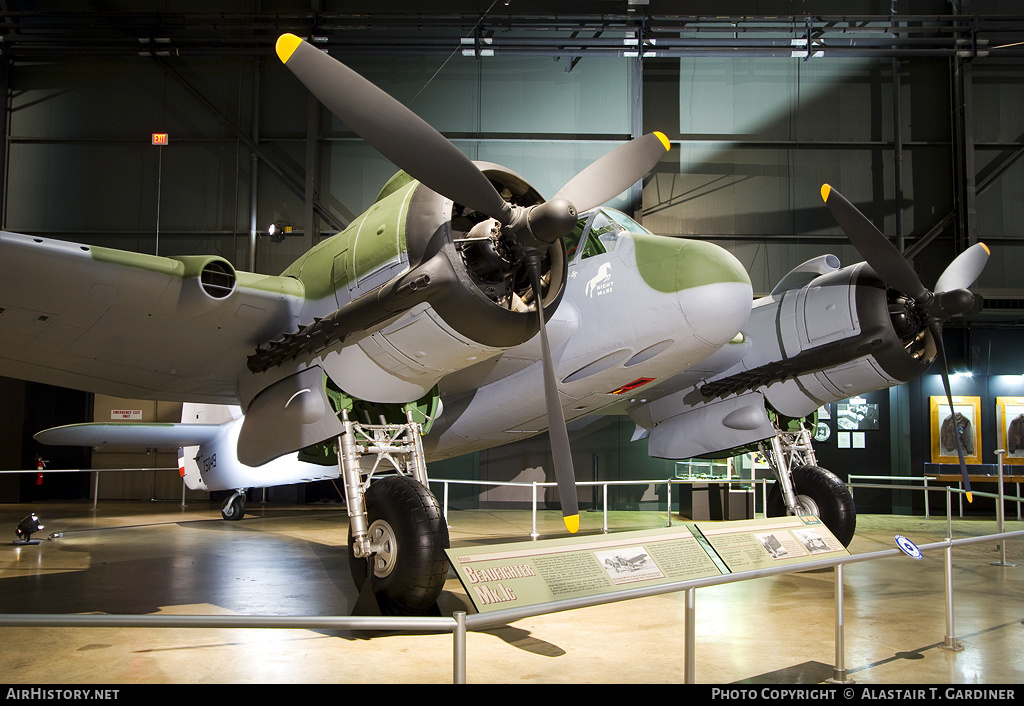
top-left (821, 184), bottom-right (989, 502)
top-left (276, 33), bottom-right (670, 532)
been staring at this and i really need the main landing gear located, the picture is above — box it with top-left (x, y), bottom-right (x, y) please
top-left (337, 410), bottom-right (450, 615)
top-left (759, 420), bottom-right (856, 547)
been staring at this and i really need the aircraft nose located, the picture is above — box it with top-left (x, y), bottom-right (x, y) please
top-left (632, 233), bottom-right (753, 344)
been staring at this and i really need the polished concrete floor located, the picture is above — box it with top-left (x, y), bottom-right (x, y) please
top-left (0, 499), bottom-right (1021, 685)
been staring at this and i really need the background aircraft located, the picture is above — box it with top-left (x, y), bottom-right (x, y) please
top-left (7, 34), bottom-right (987, 615)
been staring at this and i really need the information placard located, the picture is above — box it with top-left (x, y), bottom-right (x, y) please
top-left (695, 515), bottom-right (849, 572)
top-left (447, 525), bottom-right (724, 613)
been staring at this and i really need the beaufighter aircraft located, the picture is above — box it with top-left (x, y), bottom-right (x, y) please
top-left (5, 34), bottom-right (988, 615)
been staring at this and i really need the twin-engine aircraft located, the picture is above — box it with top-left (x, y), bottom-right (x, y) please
top-left (5, 34), bottom-right (988, 615)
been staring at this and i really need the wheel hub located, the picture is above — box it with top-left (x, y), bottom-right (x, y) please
top-left (790, 493), bottom-right (820, 517)
top-left (367, 518), bottom-right (398, 578)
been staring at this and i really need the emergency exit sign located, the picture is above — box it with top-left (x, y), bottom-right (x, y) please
top-left (151, 133), bottom-right (169, 145)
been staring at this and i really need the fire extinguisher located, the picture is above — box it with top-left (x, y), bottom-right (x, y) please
top-left (35, 455), bottom-right (46, 486)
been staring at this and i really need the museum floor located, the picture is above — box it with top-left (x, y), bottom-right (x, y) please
top-left (0, 500), bottom-right (1021, 685)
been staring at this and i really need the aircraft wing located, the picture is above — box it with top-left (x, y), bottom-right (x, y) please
top-left (0, 231), bottom-right (304, 403)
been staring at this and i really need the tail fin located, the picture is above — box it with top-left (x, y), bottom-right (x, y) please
top-left (178, 404), bottom-right (241, 490)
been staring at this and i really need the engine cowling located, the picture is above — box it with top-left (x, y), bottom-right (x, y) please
top-left (701, 260), bottom-right (936, 418)
top-left (236, 166), bottom-right (568, 465)
top-left (633, 258), bottom-right (940, 461)
top-left (323, 164), bottom-right (567, 403)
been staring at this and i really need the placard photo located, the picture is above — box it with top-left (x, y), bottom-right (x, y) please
top-left (929, 396), bottom-right (981, 465)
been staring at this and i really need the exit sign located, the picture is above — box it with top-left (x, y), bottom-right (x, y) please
top-left (151, 133), bottom-right (169, 145)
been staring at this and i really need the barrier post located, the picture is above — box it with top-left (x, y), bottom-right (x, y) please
top-left (531, 482), bottom-right (539, 539)
top-left (991, 450), bottom-right (1017, 567)
top-left (684, 588), bottom-right (696, 683)
top-left (942, 537), bottom-right (963, 651)
top-left (453, 611), bottom-right (467, 684)
top-left (602, 483), bottom-right (609, 533)
top-left (828, 563), bottom-right (853, 683)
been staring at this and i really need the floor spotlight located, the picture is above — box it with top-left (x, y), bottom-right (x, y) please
top-left (14, 513), bottom-right (44, 545)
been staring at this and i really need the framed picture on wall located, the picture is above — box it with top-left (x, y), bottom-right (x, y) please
top-left (996, 397), bottom-right (1024, 465)
top-left (929, 396), bottom-right (981, 465)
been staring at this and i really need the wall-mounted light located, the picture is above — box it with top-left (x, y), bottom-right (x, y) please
top-left (268, 222), bottom-right (293, 243)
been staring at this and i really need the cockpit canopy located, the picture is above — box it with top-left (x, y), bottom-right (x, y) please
top-left (564, 208), bottom-right (652, 263)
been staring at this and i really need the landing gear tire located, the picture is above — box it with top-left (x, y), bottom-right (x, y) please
top-left (767, 465), bottom-right (856, 547)
top-left (221, 492), bottom-right (246, 521)
top-left (348, 475), bottom-right (450, 616)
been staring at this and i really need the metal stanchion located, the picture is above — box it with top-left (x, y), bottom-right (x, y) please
top-left (453, 611), bottom-right (467, 684)
top-left (939, 488), bottom-right (963, 650)
top-left (602, 484), bottom-right (609, 533)
top-left (684, 587), bottom-right (696, 684)
top-left (531, 482), bottom-right (539, 539)
top-left (942, 534), bottom-right (963, 651)
top-left (946, 486), bottom-right (953, 540)
top-left (991, 449), bottom-right (1017, 567)
top-left (828, 563), bottom-right (854, 683)
top-left (924, 476), bottom-right (930, 518)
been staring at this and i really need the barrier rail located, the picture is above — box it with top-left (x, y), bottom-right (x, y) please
top-left (6, 463), bottom-right (1022, 538)
top-left (0, 467), bottom-right (183, 511)
top-left (11, 465), bottom-right (1019, 535)
top-left (4, 464), bottom-right (1023, 681)
top-left (849, 449), bottom-right (1023, 522)
top-left (430, 476), bottom-right (770, 537)
top-left (2, 505), bottom-right (1020, 683)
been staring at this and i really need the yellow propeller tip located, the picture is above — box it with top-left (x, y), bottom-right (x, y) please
top-left (563, 514), bottom-right (580, 534)
top-left (821, 184), bottom-right (832, 202)
top-left (966, 491), bottom-right (973, 503)
top-left (653, 131), bottom-right (671, 152)
top-left (980, 242), bottom-right (991, 255)
top-left (276, 33), bottom-right (302, 64)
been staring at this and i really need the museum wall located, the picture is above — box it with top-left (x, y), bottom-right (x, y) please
top-left (8, 7), bottom-right (1023, 289)
top-left (1, 2), bottom-right (1023, 514)
top-left (86, 395), bottom-right (211, 502)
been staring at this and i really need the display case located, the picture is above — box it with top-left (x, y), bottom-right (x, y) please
top-left (674, 456), bottom-right (755, 521)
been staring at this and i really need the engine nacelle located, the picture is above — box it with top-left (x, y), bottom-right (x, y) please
top-left (237, 165), bottom-right (569, 465)
top-left (638, 257), bottom-right (940, 460)
top-left (702, 259), bottom-right (936, 419)
top-left (308, 165), bottom-right (566, 403)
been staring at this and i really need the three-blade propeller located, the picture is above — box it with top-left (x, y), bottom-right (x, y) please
top-left (277, 33), bottom-right (669, 532)
top-left (821, 184), bottom-right (989, 502)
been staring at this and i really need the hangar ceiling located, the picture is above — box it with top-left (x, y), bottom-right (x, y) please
top-left (0, 6), bottom-right (1021, 60)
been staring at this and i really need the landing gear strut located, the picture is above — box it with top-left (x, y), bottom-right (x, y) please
top-left (337, 410), bottom-right (449, 615)
top-left (760, 421), bottom-right (856, 546)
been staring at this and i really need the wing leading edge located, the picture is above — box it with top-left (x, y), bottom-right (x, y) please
top-left (34, 422), bottom-right (224, 448)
